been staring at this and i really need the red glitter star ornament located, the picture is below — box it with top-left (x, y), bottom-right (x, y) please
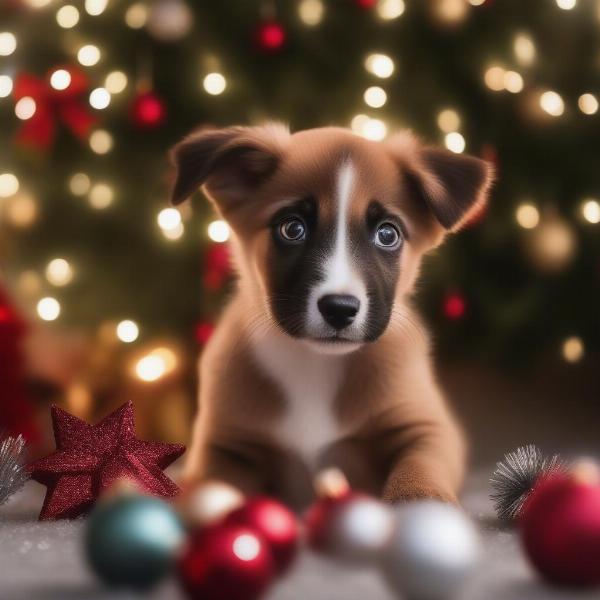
top-left (29, 402), bottom-right (185, 520)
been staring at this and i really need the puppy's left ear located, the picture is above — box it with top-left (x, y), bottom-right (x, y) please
top-left (387, 133), bottom-right (494, 231)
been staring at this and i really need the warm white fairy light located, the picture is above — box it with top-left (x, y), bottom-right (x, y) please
top-left (116, 320), bottom-right (139, 343)
top-left (25, 0), bottom-right (52, 7)
top-left (0, 33), bottom-right (17, 57)
top-left (77, 45), bottom-right (101, 67)
top-left (444, 132), bottom-right (465, 153)
top-left (89, 183), bottom-right (114, 209)
top-left (89, 129), bottom-right (113, 154)
top-left (298, 0), bottom-right (324, 25)
top-left (578, 93), bottom-right (598, 115)
top-left (562, 336), bottom-right (584, 363)
top-left (46, 258), bottom-right (74, 286)
top-left (351, 114), bottom-right (370, 134)
top-left (515, 202), bottom-right (540, 229)
top-left (376, 0), bottom-right (405, 20)
top-left (50, 69), bottom-right (71, 91)
top-left (85, 0), bottom-right (109, 16)
top-left (207, 220), bottom-right (230, 243)
top-left (162, 222), bottom-right (184, 240)
top-left (540, 91), bottom-right (564, 116)
top-left (364, 54), bottom-right (395, 79)
top-left (435, 0), bottom-right (468, 24)
top-left (69, 173), bottom-right (91, 196)
top-left (56, 5), bottom-right (80, 28)
top-left (581, 199), bottom-right (600, 224)
top-left (105, 71), bottom-right (128, 94)
top-left (503, 71), bottom-right (523, 93)
top-left (437, 108), bottom-right (461, 133)
top-left (362, 118), bottom-right (388, 141)
top-left (0, 173), bottom-right (19, 198)
top-left (484, 66), bottom-right (505, 92)
top-left (468, 0), bottom-right (486, 5)
top-left (556, 0), bottom-right (576, 9)
top-left (514, 34), bottom-right (536, 66)
top-left (0, 75), bottom-right (13, 98)
top-left (89, 87), bottom-right (111, 110)
top-left (37, 297), bottom-right (61, 321)
top-left (134, 347), bottom-right (177, 382)
top-left (157, 208), bottom-right (182, 231)
top-left (125, 3), bottom-right (148, 29)
top-left (6, 193), bottom-right (38, 227)
top-left (363, 86), bottom-right (387, 108)
top-left (15, 97), bottom-right (37, 120)
top-left (203, 73), bottom-right (227, 95)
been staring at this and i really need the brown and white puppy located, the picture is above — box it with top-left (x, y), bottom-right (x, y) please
top-left (171, 124), bottom-right (493, 507)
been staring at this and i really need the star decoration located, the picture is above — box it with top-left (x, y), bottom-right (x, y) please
top-left (28, 402), bottom-right (185, 520)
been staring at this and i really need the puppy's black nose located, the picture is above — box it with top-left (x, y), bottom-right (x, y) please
top-left (318, 294), bottom-right (360, 330)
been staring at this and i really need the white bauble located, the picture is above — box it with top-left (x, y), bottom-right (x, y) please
top-left (383, 501), bottom-right (479, 600)
top-left (179, 480), bottom-right (244, 527)
top-left (147, 0), bottom-right (193, 42)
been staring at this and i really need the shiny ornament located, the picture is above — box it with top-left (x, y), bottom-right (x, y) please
top-left (0, 434), bottom-right (29, 505)
top-left (85, 494), bottom-right (185, 589)
top-left (255, 20), bottom-right (286, 53)
top-left (195, 321), bottom-right (215, 345)
top-left (443, 292), bottom-right (466, 320)
top-left (520, 462), bottom-right (600, 586)
top-left (225, 496), bottom-right (300, 573)
top-left (383, 501), bottom-right (479, 600)
top-left (130, 91), bottom-right (166, 129)
top-left (178, 522), bottom-right (274, 600)
top-left (203, 243), bottom-right (231, 290)
top-left (180, 480), bottom-right (244, 527)
top-left (523, 212), bottom-right (577, 273)
top-left (28, 402), bottom-right (185, 520)
top-left (355, 0), bottom-right (378, 7)
top-left (147, 0), bottom-right (193, 42)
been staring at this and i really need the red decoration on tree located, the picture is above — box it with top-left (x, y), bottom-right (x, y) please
top-left (355, 0), bottom-right (378, 8)
top-left (225, 497), bottom-right (300, 574)
top-left (178, 522), bottom-right (274, 600)
top-left (255, 21), bottom-right (286, 53)
top-left (520, 464), bottom-right (600, 587)
top-left (195, 321), bottom-right (215, 345)
top-left (130, 91), bottom-right (167, 129)
top-left (28, 402), bottom-right (185, 520)
top-left (443, 292), bottom-right (466, 320)
top-left (203, 243), bottom-right (231, 291)
top-left (12, 65), bottom-right (96, 150)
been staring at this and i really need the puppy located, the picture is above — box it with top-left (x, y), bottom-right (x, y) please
top-left (170, 124), bottom-right (493, 507)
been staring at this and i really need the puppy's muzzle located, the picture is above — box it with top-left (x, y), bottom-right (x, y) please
top-left (317, 294), bottom-right (360, 330)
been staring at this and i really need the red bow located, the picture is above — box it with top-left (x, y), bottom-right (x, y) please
top-left (13, 65), bottom-right (96, 150)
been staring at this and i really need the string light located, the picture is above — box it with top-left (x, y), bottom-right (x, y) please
top-left (157, 208), bottom-right (182, 231)
top-left (352, 115), bottom-right (387, 141)
top-left (376, 0), bottom-right (405, 20)
top-left (15, 97), bottom-right (36, 120)
top-left (18, 271), bottom-right (42, 296)
top-left (89, 183), bottom-right (114, 209)
top-left (434, 0), bottom-right (468, 25)
top-left (503, 70), bottom-right (523, 93)
top-left (85, 0), bottom-right (109, 16)
top-left (578, 93), bottom-right (598, 115)
top-left (89, 87), bottom-right (111, 110)
top-left (162, 222), bottom-right (184, 240)
top-left (540, 91), bottom-right (564, 116)
top-left (77, 44), bottom-right (101, 67)
top-left (363, 86), bottom-right (387, 108)
top-left (50, 69), bottom-right (71, 91)
top-left (444, 132), bottom-right (465, 153)
top-left (56, 5), bottom-right (80, 28)
top-left (514, 34), bottom-right (536, 66)
top-left (203, 73), bottom-right (227, 95)
top-left (207, 220), bottom-right (230, 242)
top-left (562, 336), bottom-right (584, 363)
top-left (515, 202), bottom-right (540, 229)
top-left (89, 129), bottom-right (113, 154)
top-left (556, 0), bottom-right (576, 9)
top-left (0, 75), bottom-right (13, 98)
top-left (364, 53), bottom-right (395, 78)
top-left (581, 199), bottom-right (600, 224)
top-left (116, 320), bottom-right (139, 343)
top-left (0, 33), bottom-right (17, 57)
top-left (125, 3), bottom-right (148, 29)
top-left (437, 108), bottom-right (461, 133)
top-left (298, 0), bottom-right (324, 25)
top-left (134, 347), bottom-right (178, 382)
top-left (105, 71), bottom-right (128, 94)
top-left (25, 0), bottom-right (52, 7)
top-left (484, 66), bottom-right (505, 91)
top-left (69, 173), bottom-right (91, 196)
top-left (37, 297), bottom-right (61, 321)
top-left (6, 193), bottom-right (38, 227)
top-left (46, 258), bottom-right (74, 286)
top-left (0, 173), bottom-right (19, 198)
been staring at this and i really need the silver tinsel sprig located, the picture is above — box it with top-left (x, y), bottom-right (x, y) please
top-left (0, 434), bottom-right (29, 506)
top-left (490, 444), bottom-right (566, 522)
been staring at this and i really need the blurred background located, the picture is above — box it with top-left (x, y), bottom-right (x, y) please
top-left (0, 0), bottom-right (598, 466)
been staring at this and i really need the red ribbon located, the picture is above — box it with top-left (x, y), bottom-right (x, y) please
top-left (13, 65), bottom-right (96, 150)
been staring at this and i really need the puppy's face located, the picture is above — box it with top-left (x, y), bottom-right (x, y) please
top-left (171, 126), bottom-right (492, 353)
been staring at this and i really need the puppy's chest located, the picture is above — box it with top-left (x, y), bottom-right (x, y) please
top-left (251, 337), bottom-right (349, 465)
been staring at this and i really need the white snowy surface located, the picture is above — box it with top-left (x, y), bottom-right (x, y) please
top-left (0, 473), bottom-right (598, 600)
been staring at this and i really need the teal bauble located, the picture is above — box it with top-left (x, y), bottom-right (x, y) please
top-left (85, 495), bottom-right (185, 590)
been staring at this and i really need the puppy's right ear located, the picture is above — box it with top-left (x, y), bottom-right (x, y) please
top-left (170, 124), bottom-right (289, 213)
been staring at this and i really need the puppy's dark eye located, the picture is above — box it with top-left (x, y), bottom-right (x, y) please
top-left (279, 217), bottom-right (306, 242)
top-left (375, 222), bottom-right (401, 249)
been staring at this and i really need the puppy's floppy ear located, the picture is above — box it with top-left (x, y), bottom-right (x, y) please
top-left (170, 123), bottom-right (290, 211)
top-left (387, 132), bottom-right (494, 231)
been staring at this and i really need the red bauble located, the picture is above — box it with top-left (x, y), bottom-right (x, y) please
top-left (305, 490), bottom-right (355, 551)
top-left (203, 243), bottom-right (231, 291)
top-left (443, 292), bottom-right (466, 320)
top-left (355, 0), bottom-right (378, 8)
top-left (195, 322), bottom-right (215, 345)
top-left (520, 467), bottom-right (600, 586)
top-left (178, 523), bottom-right (274, 600)
top-left (255, 21), bottom-right (286, 53)
top-left (130, 91), bottom-right (166, 129)
top-left (225, 497), bottom-right (299, 574)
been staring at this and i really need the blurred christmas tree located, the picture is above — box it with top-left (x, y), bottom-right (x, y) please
top-left (0, 0), bottom-right (598, 429)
